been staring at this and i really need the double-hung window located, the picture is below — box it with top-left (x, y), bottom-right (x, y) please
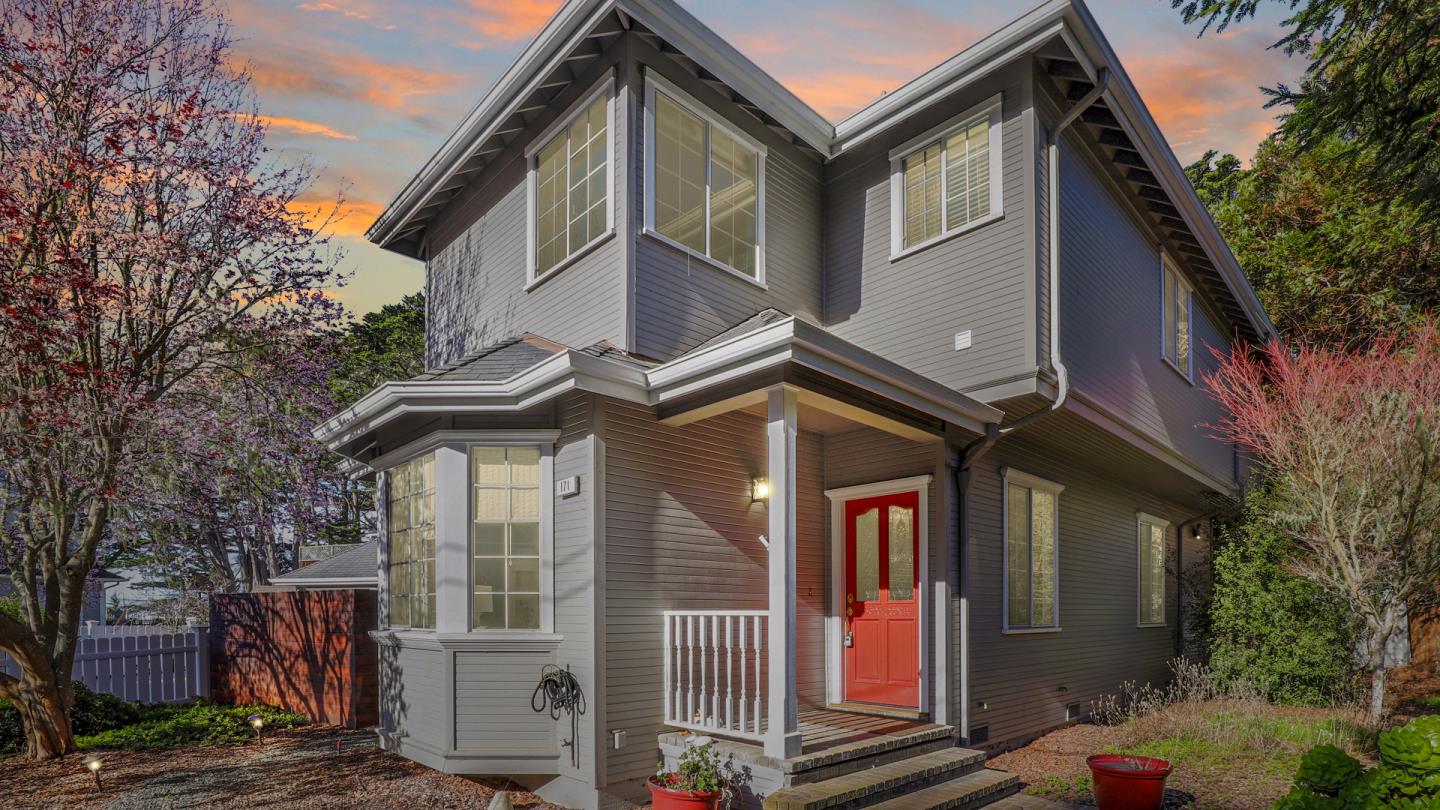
top-left (528, 76), bottom-right (613, 284)
top-left (644, 74), bottom-right (765, 283)
top-left (1137, 513), bottom-right (1169, 627)
top-left (1003, 469), bottom-right (1063, 631)
top-left (1161, 254), bottom-right (1193, 379)
top-left (470, 446), bottom-right (546, 630)
top-left (890, 96), bottom-right (1003, 257)
top-left (386, 453), bottom-right (436, 629)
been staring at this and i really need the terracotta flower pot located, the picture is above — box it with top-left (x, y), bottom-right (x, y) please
top-left (647, 775), bottom-right (722, 810)
top-left (1086, 754), bottom-right (1173, 810)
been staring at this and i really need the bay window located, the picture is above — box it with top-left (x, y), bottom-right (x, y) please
top-left (470, 446), bottom-right (545, 631)
top-left (386, 453), bottom-right (436, 629)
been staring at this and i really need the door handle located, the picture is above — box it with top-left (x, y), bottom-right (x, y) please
top-left (846, 594), bottom-right (854, 604)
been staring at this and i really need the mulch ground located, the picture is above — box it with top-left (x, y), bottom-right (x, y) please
top-left (0, 726), bottom-right (567, 809)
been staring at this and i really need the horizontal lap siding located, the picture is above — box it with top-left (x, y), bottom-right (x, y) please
top-left (382, 644), bottom-right (445, 751)
top-left (1057, 137), bottom-right (1234, 482)
top-left (966, 433), bottom-right (1186, 748)
top-left (454, 650), bottom-right (556, 754)
top-left (553, 393), bottom-right (598, 779)
top-left (629, 43), bottom-right (823, 361)
top-left (824, 64), bottom-right (1035, 394)
top-left (425, 52), bottom-right (628, 370)
top-left (602, 399), bottom-right (825, 787)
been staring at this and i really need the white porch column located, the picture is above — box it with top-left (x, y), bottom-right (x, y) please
top-left (433, 444), bottom-right (470, 634)
top-left (765, 386), bottom-right (802, 759)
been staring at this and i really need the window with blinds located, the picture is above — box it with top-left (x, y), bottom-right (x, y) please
top-left (1004, 471), bottom-right (1063, 630)
top-left (386, 453), bottom-right (436, 629)
top-left (1138, 514), bottom-right (1169, 626)
top-left (470, 446), bottom-right (543, 630)
top-left (894, 101), bottom-right (1000, 253)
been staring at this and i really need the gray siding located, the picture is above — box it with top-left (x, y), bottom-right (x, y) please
top-left (455, 649), bottom-right (557, 753)
top-left (600, 399), bottom-right (826, 789)
top-left (424, 51), bottom-right (629, 369)
top-left (823, 63), bottom-right (1037, 395)
top-left (628, 39), bottom-right (824, 361)
top-left (1056, 136), bottom-right (1234, 483)
top-left (965, 431), bottom-right (1187, 748)
top-left (553, 393), bottom-right (601, 782)
top-left (379, 643), bottom-right (446, 751)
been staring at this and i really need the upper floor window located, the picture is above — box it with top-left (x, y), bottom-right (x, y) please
top-left (889, 96), bottom-right (1003, 258)
top-left (1003, 468), bottom-right (1063, 632)
top-left (1161, 254), bottom-right (1193, 379)
top-left (644, 73), bottom-right (766, 284)
top-left (527, 76), bottom-right (613, 285)
top-left (387, 453), bottom-right (436, 629)
top-left (470, 445), bottom-right (548, 630)
top-left (1137, 513), bottom-right (1169, 627)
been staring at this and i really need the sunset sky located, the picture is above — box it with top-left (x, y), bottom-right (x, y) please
top-left (228, 0), bottom-right (1303, 315)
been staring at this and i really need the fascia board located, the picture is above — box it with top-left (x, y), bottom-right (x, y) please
top-left (367, 0), bottom-right (613, 248)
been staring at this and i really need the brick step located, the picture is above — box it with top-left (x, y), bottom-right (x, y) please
top-left (761, 748), bottom-right (988, 810)
top-left (865, 769), bottom-right (1020, 810)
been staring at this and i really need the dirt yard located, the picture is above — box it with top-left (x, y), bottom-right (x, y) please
top-left (0, 726), bottom-right (566, 809)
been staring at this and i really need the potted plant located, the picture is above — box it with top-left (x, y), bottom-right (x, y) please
top-left (1086, 754), bottom-right (1173, 810)
top-left (649, 738), bottom-right (731, 810)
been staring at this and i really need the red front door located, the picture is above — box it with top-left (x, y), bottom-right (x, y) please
top-left (843, 490), bottom-right (920, 708)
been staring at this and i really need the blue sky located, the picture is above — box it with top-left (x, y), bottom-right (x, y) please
top-left (226, 0), bottom-right (1302, 315)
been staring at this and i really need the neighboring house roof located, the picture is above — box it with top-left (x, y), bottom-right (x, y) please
top-left (94, 568), bottom-right (124, 584)
top-left (366, 0), bottom-right (1275, 344)
top-left (270, 542), bottom-right (378, 588)
top-left (314, 315), bottom-right (1004, 461)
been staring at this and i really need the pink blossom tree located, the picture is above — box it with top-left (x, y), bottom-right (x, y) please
top-left (1206, 325), bottom-right (1440, 722)
top-left (0, 0), bottom-right (344, 757)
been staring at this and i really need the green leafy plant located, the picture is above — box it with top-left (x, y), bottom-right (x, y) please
top-left (1, 681), bottom-right (141, 756)
top-left (656, 741), bottom-right (726, 794)
top-left (1277, 716), bottom-right (1440, 808)
top-left (75, 702), bottom-right (306, 751)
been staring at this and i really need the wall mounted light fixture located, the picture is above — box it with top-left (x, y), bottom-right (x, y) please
top-left (751, 477), bottom-right (770, 502)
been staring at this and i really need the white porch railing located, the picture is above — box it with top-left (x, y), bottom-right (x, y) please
top-left (663, 610), bottom-right (767, 741)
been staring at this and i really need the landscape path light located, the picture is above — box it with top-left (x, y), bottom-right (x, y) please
top-left (82, 754), bottom-right (103, 790)
top-left (248, 713), bottom-right (265, 741)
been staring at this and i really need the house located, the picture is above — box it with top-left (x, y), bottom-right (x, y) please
top-left (314, 0), bottom-right (1275, 807)
top-left (266, 543), bottom-right (380, 592)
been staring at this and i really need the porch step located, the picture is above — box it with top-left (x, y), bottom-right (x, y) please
top-left (866, 769), bottom-right (1020, 810)
top-left (762, 747), bottom-right (987, 810)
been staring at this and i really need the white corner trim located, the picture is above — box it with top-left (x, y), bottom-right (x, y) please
top-left (642, 68), bottom-right (767, 286)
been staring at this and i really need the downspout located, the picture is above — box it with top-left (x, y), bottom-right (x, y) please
top-left (953, 67), bottom-right (1109, 744)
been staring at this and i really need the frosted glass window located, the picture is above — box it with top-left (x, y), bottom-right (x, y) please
top-left (534, 94), bottom-right (608, 279)
top-left (651, 86), bottom-right (762, 279)
top-left (1005, 477), bottom-right (1061, 629)
top-left (387, 453), bottom-right (436, 629)
top-left (855, 508), bottom-right (880, 602)
top-left (888, 505), bottom-right (915, 601)
top-left (1162, 258), bottom-right (1193, 377)
top-left (1138, 518), bottom-right (1168, 625)
top-left (897, 106), bottom-right (998, 252)
top-left (470, 446), bottom-right (543, 630)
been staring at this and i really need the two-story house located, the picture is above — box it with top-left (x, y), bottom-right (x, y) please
top-left (315, 0), bottom-right (1276, 807)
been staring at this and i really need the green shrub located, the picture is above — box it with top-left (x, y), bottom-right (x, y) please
top-left (0, 596), bottom-right (20, 623)
top-left (1208, 488), bottom-right (1360, 706)
top-left (1278, 716), bottom-right (1440, 808)
top-left (76, 702), bottom-right (306, 751)
top-left (0, 680), bottom-right (142, 756)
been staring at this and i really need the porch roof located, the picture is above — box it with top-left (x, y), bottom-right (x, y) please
top-left (314, 314), bottom-right (1001, 466)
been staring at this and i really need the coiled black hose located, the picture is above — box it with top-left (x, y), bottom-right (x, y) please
top-left (532, 664), bottom-right (586, 766)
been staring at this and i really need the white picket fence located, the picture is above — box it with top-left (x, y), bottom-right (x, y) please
top-left (1, 626), bottom-right (210, 704)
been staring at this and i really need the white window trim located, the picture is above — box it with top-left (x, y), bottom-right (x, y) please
top-left (525, 72), bottom-right (616, 290)
top-left (642, 70), bottom-right (768, 288)
top-left (888, 94), bottom-right (1004, 261)
top-left (466, 439), bottom-right (556, 635)
top-left (1159, 251), bottom-right (1195, 384)
top-left (1001, 467), bottom-right (1064, 634)
top-left (1136, 512), bottom-right (1169, 628)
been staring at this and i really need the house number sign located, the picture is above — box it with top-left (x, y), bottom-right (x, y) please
top-left (555, 475), bottom-right (581, 498)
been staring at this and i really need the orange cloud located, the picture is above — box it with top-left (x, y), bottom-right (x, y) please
top-left (296, 1), bottom-right (398, 31)
top-left (243, 49), bottom-right (464, 109)
top-left (288, 196), bottom-right (385, 238)
top-left (783, 72), bottom-right (901, 121)
top-left (255, 114), bottom-right (357, 140)
top-left (468, 0), bottom-right (560, 41)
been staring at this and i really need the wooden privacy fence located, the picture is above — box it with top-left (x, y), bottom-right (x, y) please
top-left (209, 590), bottom-right (378, 728)
top-left (1, 626), bottom-right (210, 704)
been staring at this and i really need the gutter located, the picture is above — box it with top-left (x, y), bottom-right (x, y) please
top-left (952, 67), bottom-right (1107, 745)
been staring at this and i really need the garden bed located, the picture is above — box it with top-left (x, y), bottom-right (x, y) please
top-left (0, 725), bottom-right (564, 809)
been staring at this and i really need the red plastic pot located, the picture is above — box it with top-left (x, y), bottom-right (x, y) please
top-left (1086, 754), bottom-right (1173, 810)
top-left (647, 775), bottom-right (721, 810)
